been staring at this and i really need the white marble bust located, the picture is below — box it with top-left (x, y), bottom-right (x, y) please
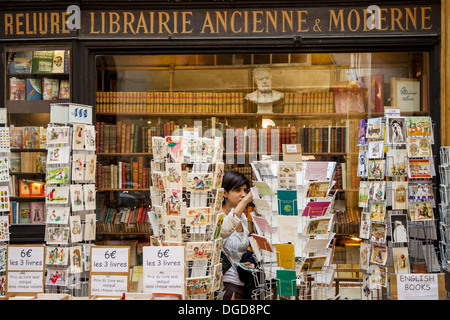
top-left (245, 67), bottom-right (284, 113)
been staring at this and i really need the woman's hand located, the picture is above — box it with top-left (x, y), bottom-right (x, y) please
top-left (242, 190), bottom-right (253, 205)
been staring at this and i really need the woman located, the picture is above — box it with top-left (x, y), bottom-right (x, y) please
top-left (219, 170), bottom-right (254, 300)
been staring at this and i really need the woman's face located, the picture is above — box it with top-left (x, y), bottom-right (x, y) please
top-left (224, 184), bottom-right (248, 208)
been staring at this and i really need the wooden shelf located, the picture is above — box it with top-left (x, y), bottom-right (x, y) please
top-left (97, 153), bottom-right (152, 157)
top-left (6, 100), bottom-right (70, 114)
top-left (97, 188), bottom-right (150, 192)
top-left (10, 196), bottom-right (45, 201)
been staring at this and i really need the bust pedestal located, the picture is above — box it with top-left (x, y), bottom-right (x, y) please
top-left (256, 102), bottom-right (273, 114)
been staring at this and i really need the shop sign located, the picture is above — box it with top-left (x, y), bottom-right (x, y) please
top-left (0, 4), bottom-right (440, 40)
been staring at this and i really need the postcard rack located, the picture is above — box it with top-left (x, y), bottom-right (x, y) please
top-left (356, 112), bottom-right (439, 298)
top-left (0, 120), bottom-right (11, 296)
top-left (148, 135), bottom-right (227, 300)
top-left (43, 104), bottom-right (96, 297)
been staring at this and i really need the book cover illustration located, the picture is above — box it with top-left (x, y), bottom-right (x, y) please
top-left (407, 137), bottom-right (432, 158)
top-left (390, 214), bottom-right (409, 243)
top-left (359, 212), bottom-right (371, 239)
top-left (302, 201), bottom-right (331, 217)
top-left (59, 79), bottom-right (70, 99)
top-left (408, 201), bottom-right (434, 221)
top-left (386, 116), bottom-right (407, 145)
top-left (305, 181), bottom-right (329, 198)
top-left (185, 241), bottom-right (214, 260)
top-left (84, 213), bottom-right (97, 241)
top-left (46, 226), bottom-right (70, 244)
top-left (277, 189), bottom-right (298, 216)
top-left (387, 148), bottom-right (407, 176)
top-left (275, 243), bottom-right (295, 269)
top-left (370, 244), bottom-right (388, 265)
top-left (300, 256), bottom-right (327, 272)
top-left (7, 51), bottom-right (32, 73)
top-left (10, 153), bottom-right (21, 173)
top-left (166, 162), bottom-right (182, 190)
top-left (70, 215), bottom-right (83, 243)
top-left (0, 246), bottom-right (5, 272)
top-left (84, 184), bottom-right (96, 211)
top-left (83, 125), bottom-right (96, 151)
top-left (73, 124), bottom-right (85, 150)
top-left (84, 154), bottom-right (97, 181)
top-left (276, 270), bottom-right (297, 296)
top-left (185, 207), bottom-right (212, 227)
top-left (46, 166), bottom-right (70, 184)
top-left (45, 246), bottom-right (69, 265)
top-left (366, 117), bottom-right (383, 139)
top-left (32, 51), bottom-right (53, 73)
top-left (277, 163), bottom-right (297, 190)
top-left (19, 202), bottom-right (31, 224)
top-left (357, 119), bottom-right (368, 146)
top-left (9, 78), bottom-right (26, 100)
top-left (46, 206), bottom-right (70, 224)
top-left (22, 126), bottom-right (39, 149)
top-left (368, 141), bottom-right (384, 159)
top-left (251, 234), bottom-right (274, 252)
top-left (186, 276), bottom-right (212, 296)
top-left (0, 216), bottom-right (9, 241)
top-left (368, 159), bottom-right (385, 180)
top-left (370, 222), bottom-right (387, 243)
top-left (357, 150), bottom-right (368, 177)
top-left (253, 181), bottom-right (275, 197)
top-left (213, 188), bottom-right (224, 215)
top-left (9, 127), bottom-right (23, 149)
top-left (0, 157), bottom-right (9, 182)
top-left (359, 74), bottom-right (384, 112)
top-left (186, 173), bottom-right (213, 191)
top-left (391, 78), bottom-right (420, 112)
top-left (0, 187), bottom-right (9, 212)
top-left (47, 126), bottom-right (70, 145)
top-left (30, 201), bottom-right (45, 224)
top-left (406, 116), bottom-right (433, 138)
top-left (42, 78), bottom-right (59, 100)
top-left (392, 181), bottom-right (408, 210)
top-left (358, 181), bottom-right (370, 208)
top-left (212, 213), bottom-right (224, 240)
top-left (162, 215), bottom-right (182, 242)
top-left (45, 268), bottom-right (69, 287)
top-left (251, 215), bottom-right (274, 234)
top-left (47, 146), bottom-right (70, 164)
top-left (26, 78), bottom-right (42, 100)
top-left (392, 247), bottom-right (410, 274)
top-left (72, 154), bottom-right (85, 181)
top-left (408, 159), bottom-right (431, 178)
top-left (39, 127), bottom-right (47, 149)
top-left (69, 246), bottom-right (83, 274)
top-left (70, 184), bottom-right (84, 211)
top-left (304, 217), bottom-right (331, 235)
top-left (46, 186), bottom-right (69, 204)
top-left (408, 182), bottom-right (434, 200)
top-left (369, 201), bottom-right (386, 222)
top-left (52, 50), bottom-right (65, 73)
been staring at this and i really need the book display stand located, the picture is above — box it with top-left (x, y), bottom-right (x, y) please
top-left (439, 147), bottom-right (450, 269)
top-left (357, 110), bottom-right (439, 299)
top-left (146, 134), bottom-right (226, 299)
top-left (43, 103), bottom-right (96, 296)
top-left (251, 157), bottom-right (337, 300)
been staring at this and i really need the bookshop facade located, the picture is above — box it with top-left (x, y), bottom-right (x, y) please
top-left (0, 0), bottom-right (448, 300)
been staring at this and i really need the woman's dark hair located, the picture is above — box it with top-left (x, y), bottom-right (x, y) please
top-left (221, 170), bottom-right (250, 192)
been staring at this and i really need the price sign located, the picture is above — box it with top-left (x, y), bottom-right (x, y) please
top-left (69, 103), bottom-right (93, 124)
top-left (89, 246), bottom-right (130, 298)
top-left (7, 245), bottom-right (45, 271)
top-left (91, 246), bottom-right (130, 273)
top-left (143, 246), bottom-right (184, 297)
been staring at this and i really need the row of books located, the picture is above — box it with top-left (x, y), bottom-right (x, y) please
top-left (96, 91), bottom-right (245, 114)
top-left (301, 125), bottom-right (347, 154)
top-left (7, 50), bottom-right (70, 74)
top-left (11, 152), bottom-right (46, 173)
top-left (10, 201), bottom-right (45, 225)
top-left (10, 127), bottom-right (47, 149)
top-left (9, 77), bottom-right (69, 101)
top-left (96, 159), bottom-right (150, 189)
top-left (284, 91), bottom-right (335, 114)
top-left (96, 207), bottom-right (151, 233)
top-left (333, 208), bottom-right (361, 234)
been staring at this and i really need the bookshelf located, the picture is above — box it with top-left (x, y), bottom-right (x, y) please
top-left (5, 45), bottom-right (71, 114)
